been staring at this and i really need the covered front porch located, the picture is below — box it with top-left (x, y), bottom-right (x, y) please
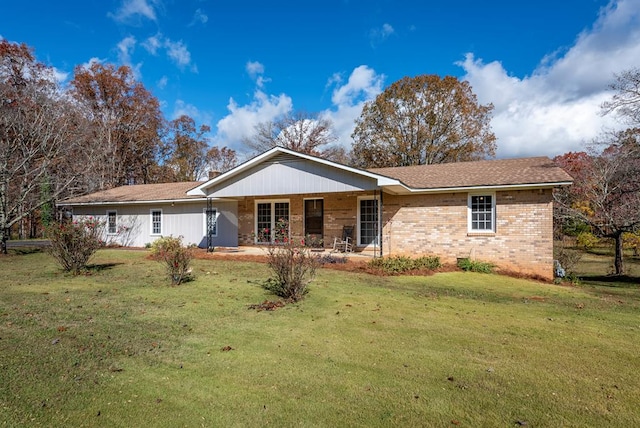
top-left (232, 190), bottom-right (383, 256)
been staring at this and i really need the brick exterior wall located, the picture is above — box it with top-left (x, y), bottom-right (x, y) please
top-left (381, 189), bottom-right (554, 280)
top-left (236, 188), bottom-right (555, 280)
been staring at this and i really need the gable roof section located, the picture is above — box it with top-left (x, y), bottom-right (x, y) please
top-left (369, 156), bottom-right (573, 192)
top-left (59, 181), bottom-right (205, 206)
top-left (187, 147), bottom-right (400, 197)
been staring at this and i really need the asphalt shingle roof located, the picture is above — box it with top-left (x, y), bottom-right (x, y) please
top-left (60, 181), bottom-right (205, 204)
top-left (368, 156), bottom-right (572, 189)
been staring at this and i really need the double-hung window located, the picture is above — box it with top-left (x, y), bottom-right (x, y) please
top-left (107, 211), bottom-right (117, 235)
top-left (468, 194), bottom-right (495, 233)
top-left (150, 209), bottom-right (162, 235)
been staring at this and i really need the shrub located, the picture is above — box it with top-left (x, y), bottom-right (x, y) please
top-left (368, 255), bottom-right (441, 274)
top-left (623, 232), bottom-right (640, 257)
top-left (576, 231), bottom-right (599, 250)
top-left (263, 240), bottom-right (318, 302)
top-left (47, 217), bottom-right (104, 274)
top-left (554, 237), bottom-right (583, 275)
top-left (150, 236), bottom-right (195, 285)
top-left (457, 258), bottom-right (495, 273)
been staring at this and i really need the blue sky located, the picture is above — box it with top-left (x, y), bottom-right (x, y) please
top-left (1, 0), bottom-right (638, 159)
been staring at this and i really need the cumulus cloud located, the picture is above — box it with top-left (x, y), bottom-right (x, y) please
top-left (459, 0), bottom-right (638, 158)
top-left (109, 0), bottom-right (158, 24)
top-left (321, 65), bottom-right (385, 146)
top-left (214, 91), bottom-right (293, 151)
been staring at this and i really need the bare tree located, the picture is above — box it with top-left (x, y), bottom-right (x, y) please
top-left (0, 41), bottom-right (88, 253)
top-left (555, 129), bottom-right (640, 275)
top-left (602, 67), bottom-right (640, 125)
top-left (243, 112), bottom-right (338, 157)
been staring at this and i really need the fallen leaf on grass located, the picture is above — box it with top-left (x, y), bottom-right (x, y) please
top-left (221, 346), bottom-right (234, 352)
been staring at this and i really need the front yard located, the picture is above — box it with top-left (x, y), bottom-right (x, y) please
top-left (1, 249), bottom-right (639, 426)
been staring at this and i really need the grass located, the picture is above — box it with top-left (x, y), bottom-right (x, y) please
top-left (1, 248), bottom-right (639, 427)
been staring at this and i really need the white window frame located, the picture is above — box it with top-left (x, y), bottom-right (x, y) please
top-left (254, 199), bottom-right (290, 244)
top-left (357, 195), bottom-right (380, 246)
top-left (150, 209), bottom-right (163, 235)
top-left (203, 207), bottom-right (218, 237)
top-left (106, 210), bottom-right (118, 235)
top-left (467, 193), bottom-right (496, 233)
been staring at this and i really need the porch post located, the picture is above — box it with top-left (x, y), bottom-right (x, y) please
top-left (206, 198), bottom-right (215, 252)
top-left (379, 189), bottom-right (383, 258)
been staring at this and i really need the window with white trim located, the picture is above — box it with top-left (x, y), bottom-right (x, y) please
top-left (468, 194), bottom-right (495, 232)
top-left (150, 209), bottom-right (162, 235)
top-left (203, 207), bottom-right (218, 237)
top-left (358, 197), bottom-right (379, 246)
top-left (107, 210), bottom-right (117, 235)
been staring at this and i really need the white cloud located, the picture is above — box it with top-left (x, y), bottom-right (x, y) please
top-left (109, 0), bottom-right (158, 24)
top-left (115, 36), bottom-right (143, 78)
top-left (246, 61), bottom-right (270, 88)
top-left (189, 8), bottom-right (208, 26)
top-left (141, 34), bottom-right (197, 72)
top-left (142, 35), bottom-right (162, 55)
top-left (459, 0), bottom-right (638, 158)
top-left (157, 75), bottom-right (168, 89)
top-left (172, 99), bottom-right (212, 125)
top-left (369, 23), bottom-right (395, 47)
top-left (117, 36), bottom-right (137, 64)
top-left (321, 65), bottom-right (385, 146)
top-left (165, 38), bottom-right (196, 71)
top-left (214, 90), bottom-right (293, 151)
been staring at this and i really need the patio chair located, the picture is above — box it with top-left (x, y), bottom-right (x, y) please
top-left (332, 226), bottom-right (354, 253)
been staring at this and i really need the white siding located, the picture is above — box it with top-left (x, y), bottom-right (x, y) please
top-left (72, 200), bottom-right (238, 248)
top-left (206, 158), bottom-right (378, 197)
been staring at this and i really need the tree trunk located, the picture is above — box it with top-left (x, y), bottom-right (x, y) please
top-left (614, 232), bottom-right (624, 276)
top-left (1, 228), bottom-right (8, 255)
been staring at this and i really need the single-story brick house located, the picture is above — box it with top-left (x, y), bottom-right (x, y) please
top-left (59, 147), bottom-right (573, 279)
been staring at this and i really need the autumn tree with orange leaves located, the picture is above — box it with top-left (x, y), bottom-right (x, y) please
top-left (70, 62), bottom-right (164, 191)
top-left (351, 75), bottom-right (496, 168)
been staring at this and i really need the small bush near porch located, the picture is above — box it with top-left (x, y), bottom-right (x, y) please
top-left (1, 249), bottom-right (639, 426)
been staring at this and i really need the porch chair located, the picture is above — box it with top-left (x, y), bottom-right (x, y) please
top-left (332, 226), bottom-right (354, 253)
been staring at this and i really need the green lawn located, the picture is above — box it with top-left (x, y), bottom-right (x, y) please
top-left (1, 249), bottom-right (639, 427)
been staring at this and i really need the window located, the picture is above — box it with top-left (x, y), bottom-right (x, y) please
top-left (255, 200), bottom-right (290, 243)
top-left (107, 211), bottom-right (117, 235)
top-left (468, 194), bottom-right (495, 232)
top-left (358, 197), bottom-right (379, 246)
top-left (203, 207), bottom-right (218, 237)
top-left (150, 209), bottom-right (162, 235)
